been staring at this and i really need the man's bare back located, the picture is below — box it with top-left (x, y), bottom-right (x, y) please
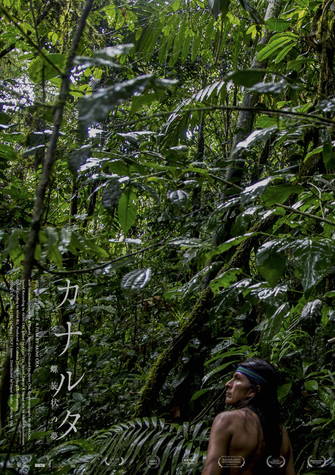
top-left (202, 407), bottom-right (294, 474)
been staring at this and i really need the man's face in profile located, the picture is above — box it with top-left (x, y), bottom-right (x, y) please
top-left (225, 371), bottom-right (256, 405)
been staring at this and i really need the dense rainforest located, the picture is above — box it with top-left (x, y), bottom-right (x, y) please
top-left (0, 0), bottom-right (334, 473)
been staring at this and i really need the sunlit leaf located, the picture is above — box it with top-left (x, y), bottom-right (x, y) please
top-left (256, 33), bottom-right (297, 62)
top-left (207, 233), bottom-right (256, 259)
top-left (235, 128), bottom-right (277, 152)
top-left (209, 268), bottom-right (242, 293)
top-left (241, 177), bottom-right (273, 202)
top-left (301, 299), bottom-right (322, 320)
top-left (265, 18), bottom-right (291, 32)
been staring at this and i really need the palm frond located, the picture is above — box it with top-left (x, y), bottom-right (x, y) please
top-left (82, 417), bottom-right (209, 474)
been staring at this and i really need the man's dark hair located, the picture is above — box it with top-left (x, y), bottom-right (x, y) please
top-left (235, 358), bottom-right (282, 457)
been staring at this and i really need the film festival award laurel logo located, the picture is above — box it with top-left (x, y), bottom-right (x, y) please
top-left (218, 456), bottom-right (245, 469)
top-left (146, 455), bottom-right (160, 469)
top-left (266, 455), bottom-right (286, 469)
top-left (175, 455), bottom-right (199, 473)
top-left (307, 455), bottom-right (332, 469)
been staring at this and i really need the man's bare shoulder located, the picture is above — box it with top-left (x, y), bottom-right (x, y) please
top-left (212, 409), bottom-right (251, 427)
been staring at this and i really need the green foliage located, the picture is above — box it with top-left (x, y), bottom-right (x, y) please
top-left (28, 53), bottom-right (65, 83)
top-left (89, 418), bottom-right (208, 474)
top-left (1, 0), bottom-right (335, 472)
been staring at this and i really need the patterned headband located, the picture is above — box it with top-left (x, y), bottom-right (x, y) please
top-left (236, 366), bottom-right (267, 385)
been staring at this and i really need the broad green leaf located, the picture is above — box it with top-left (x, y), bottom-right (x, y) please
top-left (28, 53), bottom-right (65, 82)
top-left (277, 382), bottom-right (292, 400)
top-left (131, 93), bottom-right (160, 112)
top-left (102, 181), bottom-right (122, 209)
top-left (68, 145), bottom-right (91, 173)
top-left (255, 115), bottom-right (279, 128)
top-left (304, 145), bottom-right (323, 162)
top-left (226, 69), bottom-right (265, 87)
top-left (0, 143), bottom-right (17, 160)
top-left (118, 189), bottom-right (137, 233)
top-left (266, 239), bottom-right (335, 291)
top-left (209, 268), bottom-right (242, 293)
top-left (172, 0), bottom-right (181, 11)
top-left (29, 430), bottom-right (52, 441)
top-left (23, 144), bottom-right (45, 157)
top-left (304, 380), bottom-right (318, 391)
top-left (118, 131), bottom-right (155, 144)
top-left (293, 240), bottom-right (335, 291)
top-left (256, 243), bottom-right (286, 285)
top-left (249, 284), bottom-right (287, 302)
top-left (169, 238), bottom-right (202, 247)
top-left (262, 184), bottom-right (303, 206)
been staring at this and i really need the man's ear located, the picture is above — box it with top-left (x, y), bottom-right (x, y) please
top-left (248, 385), bottom-right (260, 397)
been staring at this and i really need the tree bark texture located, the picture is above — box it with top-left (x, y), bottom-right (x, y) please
top-left (225, 0), bottom-right (282, 184)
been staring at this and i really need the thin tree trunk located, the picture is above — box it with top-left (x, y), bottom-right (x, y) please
top-left (23, 0), bottom-right (95, 282)
top-left (225, 0), bottom-right (282, 184)
top-left (0, 0), bottom-right (94, 430)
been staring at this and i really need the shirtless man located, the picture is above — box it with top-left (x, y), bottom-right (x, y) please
top-left (201, 358), bottom-right (295, 475)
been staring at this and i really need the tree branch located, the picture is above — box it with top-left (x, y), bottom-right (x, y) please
top-left (274, 202), bottom-right (335, 227)
top-left (35, 241), bottom-right (165, 275)
top-left (123, 105), bottom-right (335, 128)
